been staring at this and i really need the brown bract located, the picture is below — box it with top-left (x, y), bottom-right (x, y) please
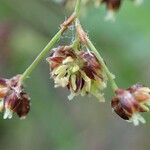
top-left (60, 13), bottom-right (76, 32)
top-left (76, 24), bottom-right (88, 44)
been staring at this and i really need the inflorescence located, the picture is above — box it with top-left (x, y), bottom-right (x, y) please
top-left (53, 0), bottom-right (143, 21)
top-left (0, 0), bottom-right (149, 126)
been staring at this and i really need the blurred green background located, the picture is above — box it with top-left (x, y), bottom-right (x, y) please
top-left (0, 0), bottom-right (150, 150)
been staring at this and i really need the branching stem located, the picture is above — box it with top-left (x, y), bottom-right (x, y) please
top-left (75, 19), bottom-right (118, 91)
top-left (20, 0), bottom-right (82, 82)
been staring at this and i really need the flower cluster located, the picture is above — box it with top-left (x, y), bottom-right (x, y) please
top-left (111, 84), bottom-right (150, 125)
top-left (0, 0), bottom-right (148, 127)
top-left (47, 46), bottom-right (107, 101)
top-left (0, 75), bottom-right (30, 119)
top-left (102, 0), bottom-right (143, 21)
top-left (53, 0), bottom-right (143, 21)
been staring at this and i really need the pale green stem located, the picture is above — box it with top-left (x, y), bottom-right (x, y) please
top-left (20, 0), bottom-right (82, 82)
top-left (75, 0), bottom-right (81, 17)
top-left (86, 38), bottom-right (118, 91)
top-left (20, 29), bottom-right (63, 82)
top-left (75, 18), bottom-right (118, 91)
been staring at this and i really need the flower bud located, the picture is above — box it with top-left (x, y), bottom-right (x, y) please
top-left (47, 46), bottom-right (107, 101)
top-left (111, 84), bottom-right (150, 125)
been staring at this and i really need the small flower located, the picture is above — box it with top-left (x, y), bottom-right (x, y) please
top-left (0, 75), bottom-right (30, 119)
top-left (53, 0), bottom-right (143, 21)
top-left (47, 46), bottom-right (107, 101)
top-left (111, 84), bottom-right (150, 126)
top-left (100, 0), bottom-right (122, 21)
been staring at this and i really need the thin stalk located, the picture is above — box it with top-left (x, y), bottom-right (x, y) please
top-left (75, 19), bottom-right (118, 91)
top-left (20, 29), bottom-right (63, 82)
top-left (86, 38), bottom-right (118, 91)
top-left (75, 0), bottom-right (81, 17)
top-left (20, 0), bottom-right (82, 82)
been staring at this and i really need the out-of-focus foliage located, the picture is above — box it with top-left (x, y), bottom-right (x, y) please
top-left (0, 0), bottom-right (150, 150)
